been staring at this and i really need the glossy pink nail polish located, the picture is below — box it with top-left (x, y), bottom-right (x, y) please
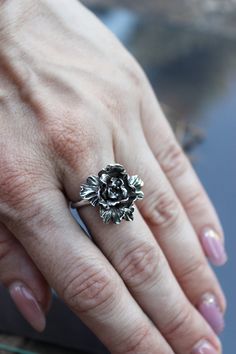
top-left (201, 228), bottom-right (227, 266)
top-left (192, 339), bottom-right (219, 354)
top-left (9, 282), bottom-right (46, 332)
top-left (198, 293), bottom-right (224, 334)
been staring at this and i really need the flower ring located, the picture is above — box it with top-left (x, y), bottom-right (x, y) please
top-left (70, 164), bottom-right (144, 224)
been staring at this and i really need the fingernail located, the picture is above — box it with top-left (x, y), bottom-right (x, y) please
top-left (201, 228), bottom-right (227, 266)
top-left (9, 282), bottom-right (46, 332)
top-left (192, 339), bottom-right (220, 354)
top-left (198, 293), bottom-right (225, 334)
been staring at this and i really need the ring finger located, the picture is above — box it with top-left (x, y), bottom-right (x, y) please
top-left (140, 79), bottom-right (227, 267)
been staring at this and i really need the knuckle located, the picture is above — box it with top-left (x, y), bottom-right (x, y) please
top-left (116, 325), bottom-right (152, 354)
top-left (45, 114), bottom-right (99, 170)
top-left (156, 140), bottom-right (188, 179)
top-left (184, 188), bottom-right (206, 215)
top-left (0, 162), bottom-right (38, 209)
top-left (118, 241), bottom-right (161, 290)
top-left (178, 258), bottom-right (206, 288)
top-left (0, 145), bottom-right (57, 231)
top-left (163, 305), bottom-right (193, 340)
top-left (140, 189), bottom-right (180, 228)
top-left (63, 263), bottom-right (117, 314)
top-left (2, 190), bottom-right (54, 233)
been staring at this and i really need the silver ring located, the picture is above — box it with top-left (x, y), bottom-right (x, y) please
top-left (70, 163), bottom-right (144, 224)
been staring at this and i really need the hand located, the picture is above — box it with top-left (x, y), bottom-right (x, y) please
top-left (0, 1), bottom-right (226, 353)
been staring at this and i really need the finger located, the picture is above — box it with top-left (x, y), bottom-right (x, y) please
top-left (0, 222), bottom-right (51, 332)
top-left (133, 132), bottom-right (225, 333)
top-left (0, 184), bottom-right (173, 353)
top-left (140, 79), bottom-right (227, 267)
top-left (64, 164), bottom-right (221, 353)
top-left (122, 130), bottom-right (225, 334)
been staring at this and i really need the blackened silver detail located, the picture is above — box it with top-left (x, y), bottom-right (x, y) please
top-left (71, 164), bottom-right (144, 224)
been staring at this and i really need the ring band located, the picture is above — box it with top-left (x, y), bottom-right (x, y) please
top-left (70, 163), bottom-right (144, 224)
top-left (70, 199), bottom-right (90, 208)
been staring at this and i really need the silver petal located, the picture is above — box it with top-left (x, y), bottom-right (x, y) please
top-left (100, 208), bottom-right (112, 224)
top-left (123, 206), bottom-right (135, 221)
top-left (80, 183), bottom-right (99, 206)
top-left (87, 175), bottom-right (100, 186)
top-left (128, 175), bottom-right (144, 190)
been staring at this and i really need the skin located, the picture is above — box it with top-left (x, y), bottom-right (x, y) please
top-left (0, 0), bottom-right (225, 353)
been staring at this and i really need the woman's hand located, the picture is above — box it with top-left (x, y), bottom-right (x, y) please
top-left (0, 0), bottom-right (226, 353)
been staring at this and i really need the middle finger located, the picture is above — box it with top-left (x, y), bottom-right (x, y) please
top-left (66, 165), bottom-right (221, 354)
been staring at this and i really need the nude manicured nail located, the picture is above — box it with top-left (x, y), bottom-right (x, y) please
top-left (9, 282), bottom-right (46, 332)
top-left (201, 228), bottom-right (227, 266)
top-left (192, 339), bottom-right (219, 354)
top-left (198, 293), bottom-right (225, 334)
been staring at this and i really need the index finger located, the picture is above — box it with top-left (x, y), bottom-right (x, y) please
top-left (0, 188), bottom-right (173, 354)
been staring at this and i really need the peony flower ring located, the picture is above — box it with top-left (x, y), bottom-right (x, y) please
top-left (70, 164), bottom-right (144, 224)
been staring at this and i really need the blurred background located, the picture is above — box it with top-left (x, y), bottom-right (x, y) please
top-left (0, 1), bottom-right (235, 353)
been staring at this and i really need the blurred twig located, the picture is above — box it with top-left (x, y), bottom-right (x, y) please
top-left (161, 102), bottom-right (205, 160)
